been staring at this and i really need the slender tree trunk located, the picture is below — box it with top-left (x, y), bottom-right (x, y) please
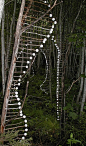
top-left (77, 45), bottom-right (84, 103)
top-left (6, 0), bottom-right (16, 70)
top-left (59, 2), bottom-right (65, 129)
top-left (59, 3), bottom-right (62, 50)
top-left (52, 41), bottom-right (56, 68)
top-left (80, 38), bottom-right (86, 114)
top-left (0, 0), bottom-right (4, 24)
top-left (37, 51), bottom-right (41, 69)
top-left (1, 10), bottom-right (5, 95)
top-left (49, 40), bottom-right (52, 101)
top-left (5, 6), bottom-right (9, 84)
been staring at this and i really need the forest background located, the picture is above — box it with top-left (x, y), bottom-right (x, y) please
top-left (0, 0), bottom-right (86, 145)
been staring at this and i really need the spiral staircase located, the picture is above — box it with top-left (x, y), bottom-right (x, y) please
top-left (1, 0), bottom-right (63, 140)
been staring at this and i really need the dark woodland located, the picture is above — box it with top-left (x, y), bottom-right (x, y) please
top-left (0, 0), bottom-right (86, 145)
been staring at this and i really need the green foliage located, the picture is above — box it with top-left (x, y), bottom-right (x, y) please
top-left (63, 103), bottom-right (78, 120)
top-left (0, 130), bottom-right (32, 146)
top-left (69, 112), bottom-right (78, 120)
top-left (63, 104), bottom-right (73, 112)
top-left (83, 106), bottom-right (86, 110)
top-left (65, 112), bottom-right (86, 146)
top-left (24, 100), bottom-right (60, 145)
top-left (17, 0), bottom-right (22, 4)
top-left (67, 133), bottom-right (82, 146)
top-left (68, 19), bottom-right (86, 47)
top-left (63, 77), bottom-right (86, 145)
top-left (18, 67), bottom-right (59, 145)
top-left (80, 74), bottom-right (86, 78)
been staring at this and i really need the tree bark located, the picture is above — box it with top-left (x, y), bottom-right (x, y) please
top-left (0, 0), bottom-right (4, 24)
top-left (49, 40), bottom-right (52, 101)
top-left (1, 10), bottom-right (5, 95)
top-left (77, 44), bottom-right (84, 103)
top-left (80, 38), bottom-right (86, 115)
top-left (6, 0), bottom-right (16, 70)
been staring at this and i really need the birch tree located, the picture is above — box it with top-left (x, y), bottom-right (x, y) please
top-left (0, 0), bottom-right (4, 24)
top-left (80, 38), bottom-right (86, 114)
top-left (1, 10), bottom-right (5, 95)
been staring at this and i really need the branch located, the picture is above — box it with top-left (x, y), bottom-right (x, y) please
top-left (5, 0), bottom-right (14, 6)
top-left (20, 81), bottom-right (29, 110)
top-left (21, 0), bottom-right (33, 25)
top-left (21, 0), bottom-right (63, 34)
top-left (65, 76), bottom-right (81, 94)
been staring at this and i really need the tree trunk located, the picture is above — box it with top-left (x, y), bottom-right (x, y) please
top-left (49, 40), bottom-right (52, 101)
top-left (1, 10), bottom-right (5, 95)
top-left (6, 0), bottom-right (16, 70)
top-left (77, 44), bottom-right (84, 103)
top-left (80, 38), bottom-right (86, 115)
top-left (0, 0), bottom-right (4, 24)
